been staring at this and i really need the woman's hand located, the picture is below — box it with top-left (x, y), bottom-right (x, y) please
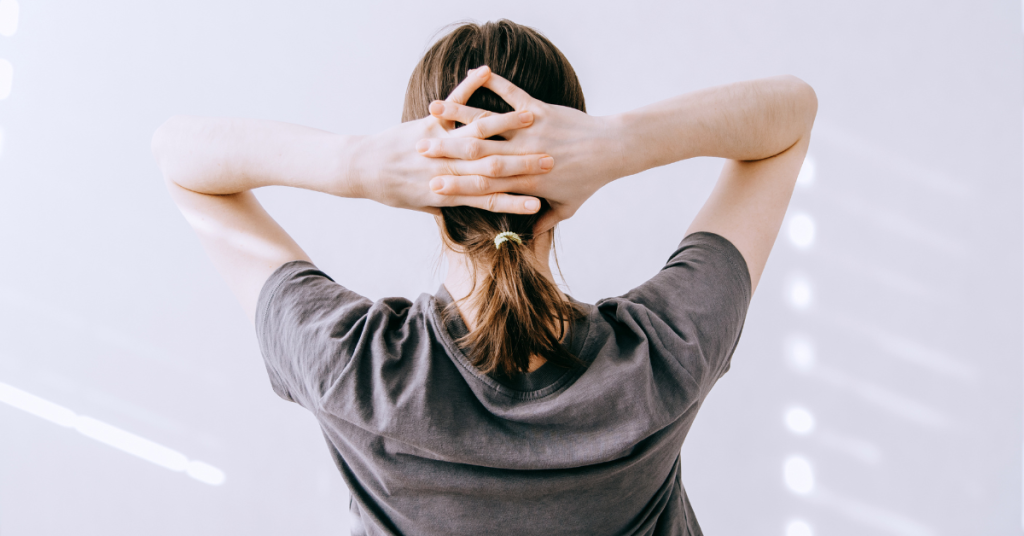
top-left (351, 68), bottom-right (554, 216)
top-left (417, 70), bottom-right (627, 233)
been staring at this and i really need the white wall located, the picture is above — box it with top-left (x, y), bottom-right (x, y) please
top-left (0, 1), bottom-right (1019, 534)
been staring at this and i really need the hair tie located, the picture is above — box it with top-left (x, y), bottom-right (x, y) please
top-left (494, 231), bottom-right (523, 250)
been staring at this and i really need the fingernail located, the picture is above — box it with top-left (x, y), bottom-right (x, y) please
top-left (416, 140), bottom-right (430, 153)
top-left (519, 111), bottom-right (533, 123)
top-left (539, 156), bottom-right (554, 170)
top-left (429, 101), bottom-right (445, 115)
top-left (525, 199), bottom-right (540, 212)
top-left (429, 177), bottom-right (444, 191)
top-left (476, 66), bottom-right (490, 77)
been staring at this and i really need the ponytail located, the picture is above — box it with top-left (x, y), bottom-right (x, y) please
top-left (440, 209), bottom-right (585, 377)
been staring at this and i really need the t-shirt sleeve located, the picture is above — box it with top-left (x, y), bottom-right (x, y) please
top-left (255, 260), bottom-right (373, 412)
top-left (621, 232), bottom-right (752, 393)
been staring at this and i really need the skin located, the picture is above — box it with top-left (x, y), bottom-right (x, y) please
top-left (152, 66), bottom-right (817, 374)
top-left (439, 220), bottom-right (561, 372)
top-left (152, 68), bottom-right (547, 324)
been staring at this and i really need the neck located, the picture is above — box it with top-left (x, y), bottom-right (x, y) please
top-left (441, 229), bottom-right (563, 330)
top-left (440, 229), bottom-right (567, 374)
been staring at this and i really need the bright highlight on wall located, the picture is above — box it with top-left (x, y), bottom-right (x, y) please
top-left (785, 519), bottom-right (813, 536)
top-left (787, 277), bottom-right (813, 309)
top-left (0, 58), bottom-right (11, 99)
top-left (787, 213), bottom-right (816, 249)
top-left (0, 0), bottom-right (17, 37)
top-left (796, 155), bottom-right (816, 187)
top-left (0, 381), bottom-right (226, 486)
top-left (783, 455), bottom-right (815, 494)
top-left (785, 336), bottom-right (817, 372)
top-left (785, 407), bottom-right (815, 435)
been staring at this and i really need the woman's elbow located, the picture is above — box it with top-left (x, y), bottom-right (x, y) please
top-left (152, 114), bottom-right (187, 152)
top-left (150, 116), bottom-right (187, 184)
top-left (783, 75), bottom-right (818, 131)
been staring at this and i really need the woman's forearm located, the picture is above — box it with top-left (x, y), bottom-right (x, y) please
top-left (613, 75), bottom-right (818, 176)
top-left (151, 116), bottom-right (365, 197)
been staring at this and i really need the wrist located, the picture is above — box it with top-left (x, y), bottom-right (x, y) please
top-left (331, 134), bottom-right (372, 199)
top-left (598, 112), bottom-right (643, 183)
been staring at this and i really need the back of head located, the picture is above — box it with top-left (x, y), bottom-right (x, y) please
top-left (402, 20), bottom-right (586, 377)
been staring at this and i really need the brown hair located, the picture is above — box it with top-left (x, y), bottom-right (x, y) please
top-left (402, 20), bottom-right (587, 377)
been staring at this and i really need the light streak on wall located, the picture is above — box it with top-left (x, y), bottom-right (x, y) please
top-left (816, 187), bottom-right (964, 256)
top-left (807, 489), bottom-right (935, 536)
top-left (826, 312), bottom-right (978, 381)
top-left (782, 401), bottom-right (882, 464)
top-left (0, 381), bottom-right (226, 486)
top-left (816, 249), bottom-right (935, 301)
top-left (807, 365), bottom-right (949, 429)
top-left (783, 333), bottom-right (950, 429)
top-left (816, 431), bottom-right (881, 465)
top-left (813, 123), bottom-right (973, 198)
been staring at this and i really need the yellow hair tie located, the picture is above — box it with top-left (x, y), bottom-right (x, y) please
top-left (494, 231), bottom-right (523, 250)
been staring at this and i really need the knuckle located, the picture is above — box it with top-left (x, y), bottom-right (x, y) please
top-left (440, 159), bottom-right (456, 177)
top-left (474, 175), bottom-right (489, 194)
top-left (485, 194), bottom-right (498, 212)
top-left (521, 156), bottom-right (537, 174)
top-left (487, 157), bottom-right (503, 176)
top-left (465, 140), bottom-right (481, 160)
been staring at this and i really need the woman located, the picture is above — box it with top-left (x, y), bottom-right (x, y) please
top-left (152, 19), bottom-right (816, 536)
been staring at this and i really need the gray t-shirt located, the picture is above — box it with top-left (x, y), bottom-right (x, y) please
top-left (256, 231), bottom-right (751, 536)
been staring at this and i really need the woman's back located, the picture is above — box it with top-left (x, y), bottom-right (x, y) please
top-left (153, 14), bottom-right (814, 535)
top-left (256, 232), bottom-right (750, 535)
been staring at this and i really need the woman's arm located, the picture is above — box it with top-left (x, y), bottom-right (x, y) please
top-left (616, 75), bottom-right (816, 171)
top-left (151, 118), bottom-right (342, 325)
top-left (151, 69), bottom-right (554, 323)
top-left (619, 76), bottom-right (817, 294)
top-left (422, 74), bottom-right (818, 294)
top-left (152, 117), bottom-right (360, 197)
